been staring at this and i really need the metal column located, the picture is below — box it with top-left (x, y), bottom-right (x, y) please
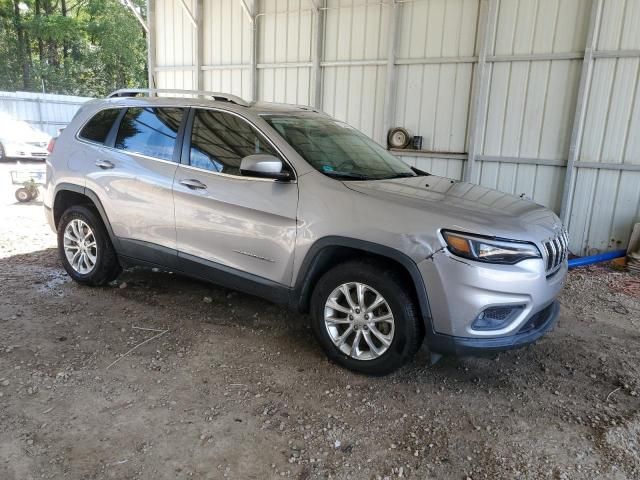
top-left (195, 0), bottom-right (204, 90)
top-left (381, 0), bottom-right (400, 146)
top-left (147, 0), bottom-right (156, 89)
top-left (559, 0), bottom-right (604, 223)
top-left (312, 0), bottom-right (325, 109)
top-left (463, 0), bottom-right (498, 183)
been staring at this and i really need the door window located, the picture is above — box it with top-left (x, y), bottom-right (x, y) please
top-left (189, 109), bottom-right (280, 176)
top-left (115, 107), bottom-right (184, 161)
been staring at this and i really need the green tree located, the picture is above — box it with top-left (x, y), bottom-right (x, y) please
top-left (0, 0), bottom-right (147, 96)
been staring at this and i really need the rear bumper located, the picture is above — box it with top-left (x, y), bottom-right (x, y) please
top-left (44, 204), bottom-right (56, 232)
top-left (426, 300), bottom-right (560, 355)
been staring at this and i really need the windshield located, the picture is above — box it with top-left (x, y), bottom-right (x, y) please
top-left (263, 114), bottom-right (417, 180)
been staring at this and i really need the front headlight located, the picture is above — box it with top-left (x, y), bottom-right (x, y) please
top-left (441, 230), bottom-right (541, 265)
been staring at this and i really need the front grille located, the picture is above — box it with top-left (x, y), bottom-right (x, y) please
top-left (543, 230), bottom-right (568, 273)
top-left (483, 306), bottom-right (520, 321)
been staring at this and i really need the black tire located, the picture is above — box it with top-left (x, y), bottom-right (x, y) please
top-left (310, 261), bottom-right (423, 375)
top-left (57, 205), bottom-right (122, 286)
top-left (15, 188), bottom-right (31, 202)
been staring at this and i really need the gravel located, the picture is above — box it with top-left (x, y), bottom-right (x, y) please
top-left (0, 162), bottom-right (639, 479)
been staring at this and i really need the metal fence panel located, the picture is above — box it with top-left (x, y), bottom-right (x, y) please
top-left (0, 91), bottom-right (92, 136)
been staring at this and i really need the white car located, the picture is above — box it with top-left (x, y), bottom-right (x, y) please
top-left (0, 112), bottom-right (51, 161)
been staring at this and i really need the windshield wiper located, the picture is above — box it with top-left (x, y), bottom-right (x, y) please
top-left (411, 166), bottom-right (431, 176)
top-left (323, 171), bottom-right (370, 180)
top-left (379, 172), bottom-right (418, 180)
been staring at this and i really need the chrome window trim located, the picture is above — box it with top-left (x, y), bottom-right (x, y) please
top-left (102, 147), bottom-right (179, 166)
top-left (178, 162), bottom-right (296, 184)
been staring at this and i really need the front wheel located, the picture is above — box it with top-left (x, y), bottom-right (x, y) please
top-left (57, 205), bottom-right (121, 286)
top-left (310, 261), bottom-right (423, 375)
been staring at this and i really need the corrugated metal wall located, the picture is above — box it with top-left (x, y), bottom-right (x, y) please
top-left (150, 0), bottom-right (640, 255)
top-left (568, 0), bottom-right (640, 255)
top-left (0, 91), bottom-right (91, 136)
top-left (203, 0), bottom-right (252, 98)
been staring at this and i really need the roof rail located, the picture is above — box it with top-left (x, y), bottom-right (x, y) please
top-left (106, 88), bottom-right (250, 107)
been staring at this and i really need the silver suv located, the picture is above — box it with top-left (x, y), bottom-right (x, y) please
top-left (45, 89), bottom-right (568, 375)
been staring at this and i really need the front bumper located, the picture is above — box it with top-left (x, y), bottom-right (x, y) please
top-left (417, 248), bottom-right (566, 355)
top-left (426, 300), bottom-right (560, 355)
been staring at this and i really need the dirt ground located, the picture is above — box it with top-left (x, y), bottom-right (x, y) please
top-left (0, 161), bottom-right (639, 480)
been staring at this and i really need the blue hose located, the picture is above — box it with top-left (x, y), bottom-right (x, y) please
top-left (568, 249), bottom-right (627, 269)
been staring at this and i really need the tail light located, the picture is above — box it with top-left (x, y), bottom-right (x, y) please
top-left (47, 138), bottom-right (56, 154)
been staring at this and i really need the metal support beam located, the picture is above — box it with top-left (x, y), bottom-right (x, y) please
top-left (236, 0), bottom-right (257, 100)
top-left (195, 0), bottom-right (204, 90)
top-left (147, 0), bottom-right (156, 89)
top-left (381, 0), bottom-right (400, 146)
top-left (463, 0), bottom-right (498, 183)
top-left (124, 0), bottom-right (149, 33)
top-left (312, 0), bottom-right (325, 109)
top-left (239, 0), bottom-right (252, 20)
top-left (202, 64), bottom-right (250, 70)
top-left (574, 161), bottom-right (640, 172)
top-left (178, 0), bottom-right (197, 28)
top-left (593, 49), bottom-right (640, 59)
top-left (560, 0), bottom-right (603, 223)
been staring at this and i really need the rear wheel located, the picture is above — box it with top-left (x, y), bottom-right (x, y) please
top-left (310, 261), bottom-right (423, 375)
top-left (57, 205), bottom-right (121, 285)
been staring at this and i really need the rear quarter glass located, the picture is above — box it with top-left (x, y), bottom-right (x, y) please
top-left (78, 109), bottom-right (121, 144)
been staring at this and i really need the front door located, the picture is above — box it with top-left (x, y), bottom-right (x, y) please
top-left (173, 108), bottom-right (298, 288)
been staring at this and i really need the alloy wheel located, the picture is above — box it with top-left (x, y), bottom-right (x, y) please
top-left (63, 219), bottom-right (98, 274)
top-left (323, 282), bottom-right (395, 360)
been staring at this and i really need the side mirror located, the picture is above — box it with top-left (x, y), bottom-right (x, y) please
top-left (239, 154), bottom-right (292, 181)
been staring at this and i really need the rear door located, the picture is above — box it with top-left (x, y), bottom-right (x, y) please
top-left (84, 106), bottom-right (186, 267)
top-left (173, 108), bottom-right (298, 287)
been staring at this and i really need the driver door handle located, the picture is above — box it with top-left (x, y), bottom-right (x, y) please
top-left (179, 178), bottom-right (207, 190)
top-left (95, 159), bottom-right (115, 169)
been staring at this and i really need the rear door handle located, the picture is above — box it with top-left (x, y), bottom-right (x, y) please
top-left (95, 160), bottom-right (115, 169)
top-left (179, 178), bottom-right (207, 190)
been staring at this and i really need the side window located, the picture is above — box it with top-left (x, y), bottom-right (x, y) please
top-left (189, 109), bottom-right (280, 176)
top-left (78, 109), bottom-right (121, 144)
top-left (115, 107), bottom-right (184, 161)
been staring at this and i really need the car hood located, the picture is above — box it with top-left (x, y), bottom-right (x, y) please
top-left (343, 175), bottom-right (563, 242)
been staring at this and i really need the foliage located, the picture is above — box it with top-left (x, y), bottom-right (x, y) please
top-left (0, 0), bottom-right (148, 97)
